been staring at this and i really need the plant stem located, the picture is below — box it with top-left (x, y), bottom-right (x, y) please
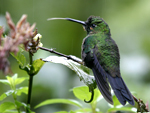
top-left (26, 52), bottom-right (34, 112)
top-left (38, 46), bottom-right (83, 65)
top-left (27, 75), bottom-right (33, 104)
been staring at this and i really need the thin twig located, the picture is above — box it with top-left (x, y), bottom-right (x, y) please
top-left (132, 95), bottom-right (149, 112)
top-left (38, 46), bottom-right (83, 65)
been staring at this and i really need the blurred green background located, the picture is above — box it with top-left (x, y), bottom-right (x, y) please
top-left (0, 0), bottom-right (150, 112)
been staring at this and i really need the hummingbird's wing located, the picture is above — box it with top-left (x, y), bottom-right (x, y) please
top-left (82, 35), bottom-right (113, 104)
top-left (83, 51), bottom-right (113, 104)
top-left (91, 53), bottom-right (113, 104)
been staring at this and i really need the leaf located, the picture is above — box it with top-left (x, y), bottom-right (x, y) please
top-left (29, 59), bottom-right (45, 75)
top-left (10, 48), bottom-right (26, 68)
top-left (0, 79), bottom-right (10, 85)
top-left (54, 111), bottom-right (68, 113)
top-left (6, 75), bottom-right (15, 89)
top-left (16, 87), bottom-right (28, 96)
top-left (6, 74), bottom-right (28, 92)
top-left (3, 110), bottom-right (18, 113)
top-left (15, 100), bottom-right (27, 109)
top-left (6, 74), bottom-right (18, 89)
top-left (75, 108), bottom-right (92, 112)
top-left (43, 55), bottom-right (96, 90)
top-left (35, 99), bottom-right (82, 109)
top-left (112, 94), bottom-right (122, 107)
top-left (15, 77), bottom-right (28, 85)
top-left (107, 107), bottom-right (136, 112)
top-left (0, 90), bottom-right (14, 101)
top-left (69, 110), bottom-right (75, 113)
top-left (73, 86), bottom-right (101, 103)
top-left (0, 102), bottom-right (16, 112)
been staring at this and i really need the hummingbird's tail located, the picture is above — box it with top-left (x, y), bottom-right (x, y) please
top-left (91, 53), bottom-right (134, 105)
top-left (107, 75), bottom-right (135, 105)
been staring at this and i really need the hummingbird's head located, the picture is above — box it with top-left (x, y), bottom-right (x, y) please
top-left (85, 16), bottom-right (110, 34)
top-left (47, 16), bottom-right (110, 35)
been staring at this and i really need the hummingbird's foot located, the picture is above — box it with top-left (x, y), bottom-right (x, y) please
top-left (84, 89), bottom-right (94, 103)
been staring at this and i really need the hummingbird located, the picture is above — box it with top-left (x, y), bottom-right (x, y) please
top-left (48, 16), bottom-right (135, 105)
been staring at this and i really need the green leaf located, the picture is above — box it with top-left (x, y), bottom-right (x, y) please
top-left (35, 99), bottom-right (82, 109)
top-left (6, 75), bottom-right (15, 89)
top-left (0, 102), bottom-right (16, 112)
top-left (108, 107), bottom-right (136, 112)
top-left (73, 86), bottom-right (101, 103)
top-left (3, 110), bottom-right (18, 113)
top-left (112, 94), bottom-right (122, 107)
top-left (29, 59), bottom-right (45, 75)
top-left (0, 90), bottom-right (14, 101)
top-left (0, 79), bottom-right (10, 85)
top-left (54, 111), bottom-right (68, 113)
top-left (15, 100), bottom-right (27, 109)
top-left (6, 73), bottom-right (28, 87)
top-left (6, 74), bottom-right (18, 89)
top-left (75, 108), bottom-right (92, 112)
top-left (15, 77), bottom-right (28, 85)
top-left (69, 110), bottom-right (75, 113)
top-left (16, 87), bottom-right (28, 96)
top-left (10, 48), bottom-right (26, 68)
top-left (43, 56), bottom-right (96, 90)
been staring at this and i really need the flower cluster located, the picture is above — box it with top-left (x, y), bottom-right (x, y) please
top-left (0, 12), bottom-right (40, 75)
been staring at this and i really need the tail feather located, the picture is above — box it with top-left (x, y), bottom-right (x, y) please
top-left (92, 53), bottom-right (134, 105)
top-left (107, 75), bottom-right (135, 105)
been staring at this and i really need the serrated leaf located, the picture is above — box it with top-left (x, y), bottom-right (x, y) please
top-left (0, 102), bottom-right (16, 112)
top-left (35, 99), bottom-right (82, 109)
top-left (0, 90), bottom-right (14, 101)
top-left (29, 59), bottom-right (45, 75)
top-left (16, 87), bottom-right (28, 96)
top-left (43, 56), bottom-right (96, 90)
top-left (108, 107), bottom-right (136, 112)
top-left (10, 48), bottom-right (26, 68)
top-left (73, 86), bottom-right (101, 103)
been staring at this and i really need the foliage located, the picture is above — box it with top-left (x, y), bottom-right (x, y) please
top-left (35, 86), bottom-right (136, 113)
top-left (0, 46), bottom-right (137, 113)
top-left (0, 74), bottom-right (29, 113)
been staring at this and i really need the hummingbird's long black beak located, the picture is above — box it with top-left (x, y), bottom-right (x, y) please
top-left (47, 18), bottom-right (86, 26)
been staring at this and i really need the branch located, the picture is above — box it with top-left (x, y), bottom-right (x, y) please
top-left (38, 46), bottom-right (83, 65)
top-left (132, 95), bottom-right (149, 112)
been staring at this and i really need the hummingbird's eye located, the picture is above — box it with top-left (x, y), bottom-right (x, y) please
top-left (91, 24), bottom-right (97, 28)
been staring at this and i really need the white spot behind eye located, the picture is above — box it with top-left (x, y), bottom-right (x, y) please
top-left (92, 24), bottom-right (97, 28)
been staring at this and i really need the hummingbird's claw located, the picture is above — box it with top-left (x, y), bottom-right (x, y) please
top-left (84, 89), bottom-right (94, 103)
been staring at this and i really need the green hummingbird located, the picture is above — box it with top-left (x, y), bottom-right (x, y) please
top-left (48, 16), bottom-right (135, 105)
